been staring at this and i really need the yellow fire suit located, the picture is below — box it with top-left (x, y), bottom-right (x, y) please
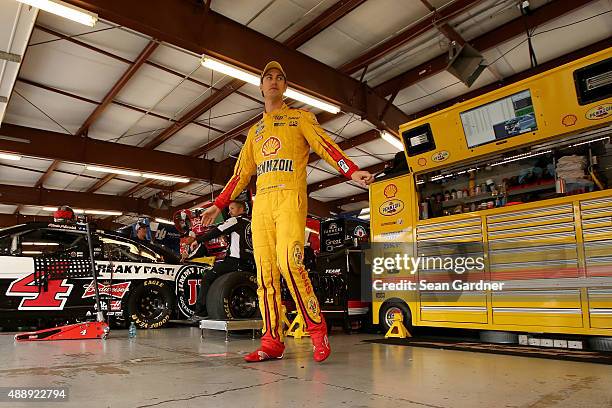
top-left (214, 103), bottom-right (358, 343)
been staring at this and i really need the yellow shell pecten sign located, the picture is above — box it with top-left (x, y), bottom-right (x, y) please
top-left (383, 184), bottom-right (398, 198)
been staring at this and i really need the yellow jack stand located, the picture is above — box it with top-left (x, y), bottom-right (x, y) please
top-left (385, 313), bottom-right (411, 339)
top-left (280, 306), bottom-right (292, 336)
top-left (285, 313), bottom-right (310, 339)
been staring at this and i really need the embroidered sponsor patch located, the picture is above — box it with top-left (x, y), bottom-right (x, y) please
top-left (338, 159), bottom-right (350, 173)
top-left (307, 296), bottom-right (319, 316)
top-left (262, 136), bottom-right (281, 156)
top-left (292, 242), bottom-right (303, 265)
top-left (256, 159), bottom-right (294, 176)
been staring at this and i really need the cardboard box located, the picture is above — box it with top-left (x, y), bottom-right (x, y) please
top-left (528, 338), bottom-right (541, 346)
top-left (553, 340), bottom-right (568, 348)
top-left (518, 335), bottom-right (529, 345)
top-left (541, 339), bottom-right (554, 347)
top-left (568, 340), bottom-right (583, 350)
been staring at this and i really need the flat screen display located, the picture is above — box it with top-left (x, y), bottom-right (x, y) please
top-left (460, 89), bottom-right (537, 148)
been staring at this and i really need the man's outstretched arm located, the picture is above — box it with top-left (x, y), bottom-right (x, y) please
top-left (300, 110), bottom-right (373, 186)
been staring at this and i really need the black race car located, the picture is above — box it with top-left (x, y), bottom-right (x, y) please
top-left (0, 222), bottom-right (259, 329)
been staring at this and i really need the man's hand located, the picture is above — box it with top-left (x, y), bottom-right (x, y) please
top-left (351, 170), bottom-right (374, 187)
top-left (201, 205), bottom-right (221, 226)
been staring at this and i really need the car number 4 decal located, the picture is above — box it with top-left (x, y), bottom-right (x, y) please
top-left (6, 273), bottom-right (74, 310)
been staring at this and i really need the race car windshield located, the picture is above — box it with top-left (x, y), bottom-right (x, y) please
top-left (100, 236), bottom-right (161, 263)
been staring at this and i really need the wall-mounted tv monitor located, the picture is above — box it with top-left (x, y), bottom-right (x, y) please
top-left (460, 89), bottom-right (537, 148)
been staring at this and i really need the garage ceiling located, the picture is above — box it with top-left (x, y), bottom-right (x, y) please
top-left (0, 0), bottom-right (610, 226)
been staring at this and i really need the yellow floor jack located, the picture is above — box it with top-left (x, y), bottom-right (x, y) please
top-left (385, 312), bottom-right (411, 339)
top-left (284, 308), bottom-right (310, 339)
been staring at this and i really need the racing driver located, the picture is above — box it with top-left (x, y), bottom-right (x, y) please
top-left (201, 61), bottom-right (373, 363)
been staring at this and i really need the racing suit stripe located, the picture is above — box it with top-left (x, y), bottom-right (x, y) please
top-left (285, 248), bottom-right (320, 327)
top-left (300, 110), bottom-right (359, 178)
top-left (270, 263), bottom-right (280, 339)
top-left (214, 128), bottom-right (256, 209)
top-left (259, 256), bottom-right (272, 337)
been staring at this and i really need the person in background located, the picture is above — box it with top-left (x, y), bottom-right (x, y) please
top-left (188, 201), bottom-right (254, 318)
top-left (134, 222), bottom-right (149, 244)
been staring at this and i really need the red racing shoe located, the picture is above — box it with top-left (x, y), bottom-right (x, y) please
top-left (244, 336), bottom-right (285, 363)
top-left (309, 316), bottom-right (331, 362)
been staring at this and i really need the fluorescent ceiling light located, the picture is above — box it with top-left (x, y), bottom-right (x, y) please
top-left (570, 136), bottom-right (610, 148)
top-left (22, 242), bottom-right (60, 246)
top-left (359, 208), bottom-right (370, 215)
top-left (142, 173), bottom-right (190, 183)
top-left (84, 209), bottom-right (122, 216)
top-left (17, 0), bottom-right (98, 27)
top-left (0, 152), bottom-right (21, 161)
top-left (201, 56), bottom-right (260, 86)
top-left (201, 55), bottom-right (341, 114)
top-left (358, 214), bottom-right (370, 220)
top-left (87, 165), bottom-right (189, 183)
top-left (42, 207), bottom-right (121, 216)
top-left (155, 218), bottom-right (174, 225)
top-left (22, 250), bottom-right (43, 255)
top-left (490, 150), bottom-right (552, 167)
top-left (87, 165), bottom-right (142, 177)
top-left (283, 89), bottom-right (340, 114)
top-left (380, 131), bottom-right (404, 151)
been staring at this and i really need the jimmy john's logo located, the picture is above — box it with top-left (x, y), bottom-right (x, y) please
top-left (379, 199), bottom-right (404, 216)
top-left (585, 103), bottom-right (611, 120)
top-left (431, 150), bottom-right (449, 162)
top-left (262, 136), bottom-right (281, 157)
top-left (256, 159), bottom-right (294, 176)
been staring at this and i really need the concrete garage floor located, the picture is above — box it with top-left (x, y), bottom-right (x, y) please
top-left (1, 327), bottom-right (612, 408)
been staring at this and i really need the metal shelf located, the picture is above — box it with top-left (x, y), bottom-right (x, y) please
top-left (441, 181), bottom-right (556, 209)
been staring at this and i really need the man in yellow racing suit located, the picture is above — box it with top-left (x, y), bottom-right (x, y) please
top-left (201, 61), bottom-right (373, 362)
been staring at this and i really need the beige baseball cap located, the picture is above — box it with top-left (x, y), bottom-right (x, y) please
top-left (261, 61), bottom-right (286, 82)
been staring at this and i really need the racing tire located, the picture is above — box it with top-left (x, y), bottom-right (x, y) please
top-left (379, 301), bottom-right (412, 334)
top-left (206, 272), bottom-right (259, 320)
top-left (128, 279), bottom-right (175, 329)
top-left (589, 337), bottom-right (612, 352)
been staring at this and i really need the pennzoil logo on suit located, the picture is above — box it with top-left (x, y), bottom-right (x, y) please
top-left (256, 159), bottom-right (294, 176)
